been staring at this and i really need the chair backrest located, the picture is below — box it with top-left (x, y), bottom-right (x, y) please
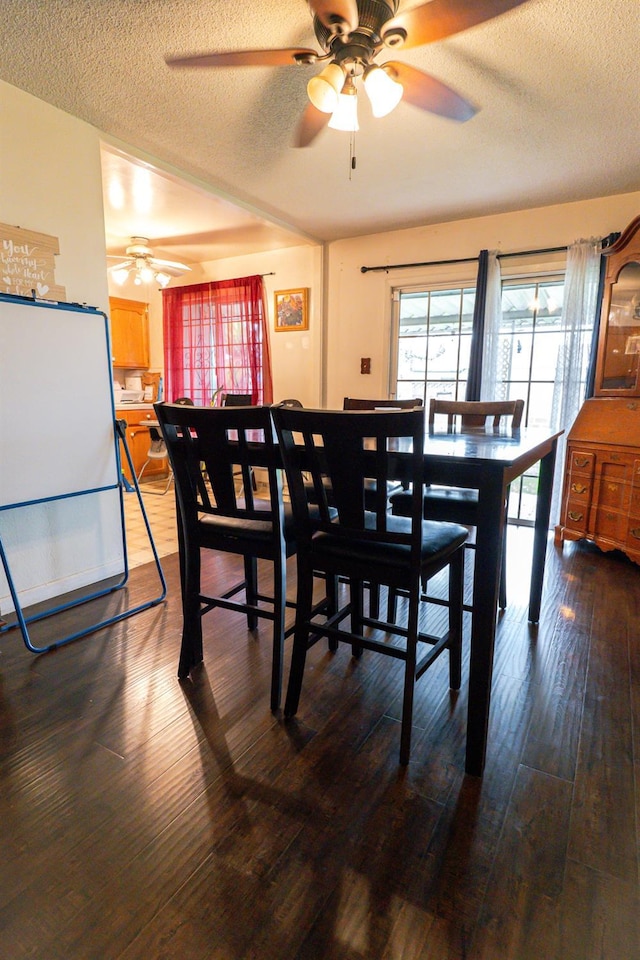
top-left (273, 398), bottom-right (304, 409)
top-left (428, 398), bottom-right (524, 433)
top-left (272, 406), bottom-right (425, 550)
top-left (154, 402), bottom-right (283, 532)
top-left (222, 392), bottom-right (254, 407)
top-left (173, 396), bottom-right (194, 406)
top-left (343, 397), bottom-right (423, 411)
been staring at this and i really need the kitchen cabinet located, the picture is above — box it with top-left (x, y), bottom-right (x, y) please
top-left (556, 214), bottom-right (640, 564)
top-left (116, 408), bottom-right (167, 484)
top-left (110, 296), bottom-right (149, 369)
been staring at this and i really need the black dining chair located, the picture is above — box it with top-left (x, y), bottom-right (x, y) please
top-left (342, 398), bottom-right (423, 616)
top-left (154, 401), bottom-right (296, 710)
top-left (271, 405), bottom-right (468, 765)
top-left (390, 398), bottom-right (525, 612)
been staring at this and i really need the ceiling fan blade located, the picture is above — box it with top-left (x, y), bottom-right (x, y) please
top-left (382, 0), bottom-right (529, 50)
top-left (108, 259), bottom-right (134, 270)
top-left (386, 61), bottom-right (476, 121)
top-left (166, 48), bottom-right (318, 69)
top-left (150, 257), bottom-right (191, 272)
top-left (308, 0), bottom-right (359, 34)
top-left (294, 103), bottom-right (330, 148)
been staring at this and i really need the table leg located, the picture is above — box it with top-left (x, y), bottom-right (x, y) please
top-left (528, 439), bottom-right (558, 623)
top-left (464, 475), bottom-right (506, 777)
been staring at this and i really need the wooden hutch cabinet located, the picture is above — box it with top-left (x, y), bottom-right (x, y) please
top-left (555, 215), bottom-right (640, 564)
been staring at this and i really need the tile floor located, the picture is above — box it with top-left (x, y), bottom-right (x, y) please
top-left (123, 478), bottom-right (179, 568)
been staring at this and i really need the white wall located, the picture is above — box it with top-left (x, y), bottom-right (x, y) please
top-left (0, 81), bottom-right (124, 614)
top-left (325, 191), bottom-right (640, 408)
top-left (195, 245), bottom-right (324, 407)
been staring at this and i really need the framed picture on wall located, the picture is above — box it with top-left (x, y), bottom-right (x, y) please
top-left (274, 288), bottom-right (308, 331)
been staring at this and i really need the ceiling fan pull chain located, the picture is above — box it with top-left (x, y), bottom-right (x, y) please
top-left (349, 130), bottom-right (356, 179)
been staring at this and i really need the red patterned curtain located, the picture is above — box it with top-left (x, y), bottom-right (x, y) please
top-left (162, 275), bottom-right (273, 406)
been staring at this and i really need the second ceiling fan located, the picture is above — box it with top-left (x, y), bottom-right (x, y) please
top-left (166, 0), bottom-right (529, 146)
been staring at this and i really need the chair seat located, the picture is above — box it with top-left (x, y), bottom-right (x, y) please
top-left (199, 500), bottom-right (297, 548)
top-left (390, 486), bottom-right (479, 525)
top-left (313, 515), bottom-right (468, 576)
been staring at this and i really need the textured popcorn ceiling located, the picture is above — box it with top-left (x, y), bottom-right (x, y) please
top-left (1, 0), bottom-right (639, 257)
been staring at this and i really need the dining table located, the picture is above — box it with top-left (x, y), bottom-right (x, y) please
top-left (420, 426), bottom-right (562, 776)
top-left (156, 402), bottom-right (561, 777)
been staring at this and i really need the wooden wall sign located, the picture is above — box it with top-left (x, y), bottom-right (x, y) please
top-left (0, 223), bottom-right (66, 300)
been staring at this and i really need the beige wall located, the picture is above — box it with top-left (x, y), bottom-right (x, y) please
top-left (196, 245), bottom-right (324, 407)
top-left (325, 192), bottom-right (640, 408)
top-left (108, 245), bottom-right (324, 406)
top-left (0, 81), bottom-right (123, 613)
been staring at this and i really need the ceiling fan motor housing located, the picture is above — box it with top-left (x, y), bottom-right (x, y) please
top-left (313, 0), bottom-right (399, 57)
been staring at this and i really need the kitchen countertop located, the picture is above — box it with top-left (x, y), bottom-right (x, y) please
top-left (115, 404), bottom-right (157, 412)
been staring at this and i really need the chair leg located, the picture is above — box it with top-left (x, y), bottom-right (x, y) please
top-left (369, 582), bottom-right (380, 619)
top-left (447, 548), bottom-right (464, 690)
top-left (244, 555), bottom-right (258, 631)
top-left (270, 550), bottom-right (286, 712)
top-left (498, 522), bottom-right (508, 610)
top-left (284, 554), bottom-right (315, 718)
top-left (351, 579), bottom-right (364, 659)
top-left (399, 587), bottom-right (420, 765)
top-left (326, 574), bottom-right (339, 651)
top-left (178, 544), bottom-right (203, 679)
top-left (387, 586), bottom-right (398, 623)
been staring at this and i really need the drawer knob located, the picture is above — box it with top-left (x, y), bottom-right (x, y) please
top-left (574, 457), bottom-right (589, 468)
top-left (568, 511), bottom-right (584, 522)
top-left (631, 528), bottom-right (640, 540)
top-left (571, 483), bottom-right (587, 494)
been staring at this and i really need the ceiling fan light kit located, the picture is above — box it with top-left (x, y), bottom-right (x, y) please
top-left (109, 237), bottom-right (190, 288)
top-left (166, 0), bottom-right (529, 147)
top-left (328, 76), bottom-right (360, 131)
top-left (363, 64), bottom-right (403, 117)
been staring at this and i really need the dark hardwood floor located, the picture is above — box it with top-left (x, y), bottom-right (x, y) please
top-left (0, 528), bottom-right (638, 959)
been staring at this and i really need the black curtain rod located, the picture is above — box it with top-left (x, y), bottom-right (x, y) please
top-left (360, 245), bottom-right (571, 274)
top-left (359, 235), bottom-right (621, 275)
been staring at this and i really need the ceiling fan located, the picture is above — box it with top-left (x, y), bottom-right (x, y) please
top-left (108, 238), bottom-right (191, 288)
top-left (166, 0), bottom-right (529, 146)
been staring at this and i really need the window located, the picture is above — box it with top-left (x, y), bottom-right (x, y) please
top-left (162, 275), bottom-right (272, 407)
top-left (392, 267), bottom-right (596, 524)
top-left (394, 286), bottom-right (476, 405)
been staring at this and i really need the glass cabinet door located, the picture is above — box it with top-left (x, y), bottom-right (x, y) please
top-left (600, 260), bottom-right (640, 392)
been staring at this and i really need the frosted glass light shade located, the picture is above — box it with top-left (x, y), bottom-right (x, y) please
top-left (328, 89), bottom-right (359, 131)
top-left (112, 268), bottom-right (129, 285)
top-left (364, 65), bottom-right (403, 118)
top-left (307, 63), bottom-right (346, 113)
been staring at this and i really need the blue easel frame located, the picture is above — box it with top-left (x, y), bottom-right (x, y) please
top-left (0, 294), bottom-right (166, 653)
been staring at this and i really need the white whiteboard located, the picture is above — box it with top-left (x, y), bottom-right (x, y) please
top-left (0, 296), bottom-right (118, 508)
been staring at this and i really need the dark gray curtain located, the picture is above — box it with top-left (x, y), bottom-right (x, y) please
top-left (465, 249), bottom-right (488, 400)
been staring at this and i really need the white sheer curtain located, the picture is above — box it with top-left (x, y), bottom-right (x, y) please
top-left (480, 251), bottom-right (503, 400)
top-left (550, 238), bottom-right (602, 522)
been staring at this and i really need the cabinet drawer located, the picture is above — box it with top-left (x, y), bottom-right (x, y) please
top-left (564, 500), bottom-right (588, 533)
top-left (626, 522), bottom-right (640, 552)
top-left (593, 508), bottom-right (626, 542)
top-left (568, 450), bottom-right (595, 476)
top-left (567, 478), bottom-right (591, 502)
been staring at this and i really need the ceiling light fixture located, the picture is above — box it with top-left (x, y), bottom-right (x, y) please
top-left (112, 258), bottom-right (173, 288)
top-left (363, 64), bottom-right (403, 117)
top-left (108, 237), bottom-right (190, 288)
top-left (307, 62), bottom-right (346, 113)
top-left (328, 75), bottom-right (359, 132)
